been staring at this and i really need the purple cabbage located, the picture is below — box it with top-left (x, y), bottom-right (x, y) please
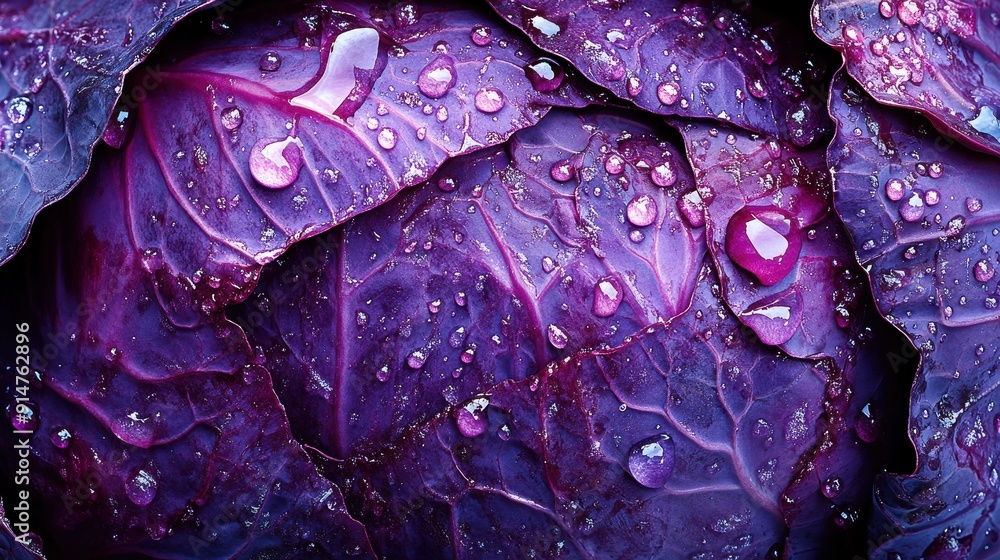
top-left (0, 0), bottom-right (215, 265)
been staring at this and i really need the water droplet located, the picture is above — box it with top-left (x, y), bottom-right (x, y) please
top-left (542, 256), bottom-right (557, 273)
top-left (650, 160), bottom-right (676, 187)
top-left (895, 192), bottom-right (927, 222)
top-left (377, 127), bottom-right (397, 150)
top-left (259, 50), bottom-right (282, 72)
top-left (822, 477), bottom-right (842, 499)
top-left (290, 27), bottom-right (381, 117)
top-left (454, 396), bottom-right (489, 437)
top-left (455, 291), bottom-right (467, 306)
top-left (395, 2), bottom-right (419, 27)
top-left (498, 424), bottom-right (511, 441)
top-left (896, 0), bottom-right (923, 26)
top-left (626, 76), bottom-right (643, 97)
top-left (740, 290), bottom-right (803, 346)
top-left (967, 197), bottom-right (983, 213)
top-left (974, 259), bottom-right (995, 283)
top-left (249, 136), bottom-right (304, 189)
top-left (50, 427), bottom-right (72, 449)
top-left (103, 105), bottom-right (134, 148)
top-left (928, 161), bottom-right (943, 178)
top-left (461, 346), bottom-right (476, 364)
top-left (855, 403), bottom-right (879, 442)
top-left (471, 24), bottom-right (492, 46)
top-left (376, 365), bottom-right (390, 382)
top-left (528, 14), bottom-right (561, 37)
top-left (627, 434), bottom-right (676, 488)
top-left (220, 106), bottom-right (243, 131)
top-left (125, 468), bottom-right (158, 506)
top-left (427, 298), bottom-right (442, 314)
top-left (605, 153), bottom-right (625, 175)
top-left (11, 402), bottom-right (39, 432)
top-left (6, 96), bottom-right (32, 124)
top-left (524, 57), bottom-right (564, 92)
top-left (725, 206), bottom-right (802, 286)
top-left (924, 189), bottom-right (940, 205)
top-left (657, 82), bottom-right (680, 105)
top-left (449, 326), bottom-right (467, 348)
top-left (678, 191), bottom-right (706, 228)
top-left (418, 55), bottom-right (457, 99)
top-left (626, 194), bottom-right (657, 227)
top-left (593, 277), bottom-right (623, 317)
top-left (407, 349), bottom-right (427, 369)
top-left (629, 230), bottom-right (645, 243)
top-left (969, 106), bottom-right (1000, 142)
top-left (474, 87), bottom-right (505, 113)
top-left (884, 178), bottom-right (905, 201)
top-left (550, 158), bottom-right (575, 182)
top-left (879, 0), bottom-right (896, 17)
top-left (547, 324), bottom-right (568, 349)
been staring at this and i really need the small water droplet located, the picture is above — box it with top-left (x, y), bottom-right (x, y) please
top-left (11, 402), bottom-right (39, 431)
top-left (50, 427), bottom-right (72, 449)
top-left (627, 434), bottom-right (676, 488)
top-left (550, 158), bottom-right (575, 182)
top-left (856, 402), bottom-right (879, 442)
top-left (678, 191), bottom-right (706, 228)
top-left (605, 153), bottom-right (625, 175)
top-left (220, 106), bottom-right (243, 131)
top-left (125, 468), bottom-right (158, 506)
top-left (924, 189), bottom-right (940, 205)
top-left (259, 51), bottom-right (282, 72)
top-left (471, 24), bottom-right (492, 46)
top-left (879, 0), bottom-right (896, 17)
top-left (474, 87), bottom-right (505, 113)
top-left (547, 324), bottom-right (568, 349)
top-left (6, 96), bottom-right (32, 124)
top-left (592, 277), bottom-right (624, 317)
top-left (407, 349), bottom-right (427, 369)
top-left (974, 259), bottom-right (996, 283)
top-left (967, 197), bottom-right (983, 213)
top-left (822, 477), bottom-right (842, 499)
top-left (898, 193), bottom-right (925, 222)
top-left (377, 127), bottom-right (397, 150)
top-left (896, 0), bottom-right (923, 26)
top-left (455, 291), bottom-right (467, 306)
top-left (542, 256), bottom-right (557, 273)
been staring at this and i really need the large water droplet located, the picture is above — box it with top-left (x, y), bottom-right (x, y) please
top-left (725, 206), bottom-right (802, 286)
top-left (290, 27), bottom-right (381, 117)
top-left (454, 396), bottom-right (489, 437)
top-left (593, 277), bottom-right (623, 317)
top-left (125, 468), bottom-right (158, 506)
top-left (474, 87), bottom-right (505, 113)
top-left (418, 55), bottom-right (457, 99)
top-left (627, 434), bottom-right (676, 488)
top-left (626, 194), bottom-right (658, 227)
top-left (740, 290), bottom-right (803, 346)
top-left (249, 136), bottom-right (304, 189)
top-left (220, 106), bottom-right (243, 131)
top-left (969, 106), bottom-right (1000, 143)
top-left (524, 57), bottom-right (564, 93)
top-left (259, 51), bottom-right (282, 72)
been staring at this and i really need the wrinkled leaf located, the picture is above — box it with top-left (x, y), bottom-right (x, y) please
top-left (331, 262), bottom-right (890, 559)
top-left (0, 0), bottom-right (216, 265)
top-left (828, 70), bottom-right (1000, 558)
top-left (115, 0), bottom-right (592, 323)
top-left (673, 119), bottom-right (861, 360)
top-left (0, 149), bottom-right (375, 559)
top-left (231, 108), bottom-right (705, 457)
top-left (813, 0), bottom-right (1000, 157)
top-left (487, 0), bottom-right (834, 143)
